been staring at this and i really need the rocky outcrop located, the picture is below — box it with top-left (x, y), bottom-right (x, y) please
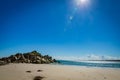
top-left (0, 50), bottom-right (58, 65)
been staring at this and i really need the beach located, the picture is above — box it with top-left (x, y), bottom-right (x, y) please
top-left (0, 63), bottom-right (120, 80)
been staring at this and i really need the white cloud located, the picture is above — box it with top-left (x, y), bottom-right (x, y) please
top-left (86, 54), bottom-right (120, 60)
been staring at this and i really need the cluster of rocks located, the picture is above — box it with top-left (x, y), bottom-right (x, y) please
top-left (0, 50), bottom-right (57, 65)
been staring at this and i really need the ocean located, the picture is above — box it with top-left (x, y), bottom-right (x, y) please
top-left (57, 60), bottom-right (120, 68)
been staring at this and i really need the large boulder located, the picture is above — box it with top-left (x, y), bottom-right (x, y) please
top-left (8, 55), bottom-right (18, 63)
top-left (17, 54), bottom-right (26, 63)
top-left (0, 60), bottom-right (6, 66)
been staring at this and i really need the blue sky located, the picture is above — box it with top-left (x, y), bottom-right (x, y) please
top-left (0, 0), bottom-right (120, 60)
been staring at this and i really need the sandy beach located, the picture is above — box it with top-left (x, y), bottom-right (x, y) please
top-left (0, 63), bottom-right (120, 80)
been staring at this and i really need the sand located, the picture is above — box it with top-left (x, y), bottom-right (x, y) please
top-left (0, 63), bottom-right (120, 80)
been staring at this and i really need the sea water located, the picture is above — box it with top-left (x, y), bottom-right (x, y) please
top-left (58, 60), bottom-right (120, 68)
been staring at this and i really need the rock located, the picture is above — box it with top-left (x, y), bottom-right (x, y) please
top-left (53, 59), bottom-right (57, 62)
top-left (17, 54), bottom-right (26, 63)
top-left (36, 56), bottom-right (42, 60)
top-left (0, 60), bottom-right (6, 66)
top-left (0, 50), bottom-right (58, 64)
top-left (26, 59), bottom-right (31, 63)
top-left (8, 55), bottom-right (18, 63)
top-left (36, 60), bottom-right (42, 64)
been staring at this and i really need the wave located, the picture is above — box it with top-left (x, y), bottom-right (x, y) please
top-left (57, 60), bottom-right (120, 68)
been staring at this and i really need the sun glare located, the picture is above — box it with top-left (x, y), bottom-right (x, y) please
top-left (76, 0), bottom-right (90, 6)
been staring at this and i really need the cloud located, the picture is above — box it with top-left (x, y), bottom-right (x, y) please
top-left (85, 54), bottom-right (120, 60)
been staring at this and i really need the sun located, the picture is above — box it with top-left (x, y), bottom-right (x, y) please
top-left (80, 0), bottom-right (87, 3)
top-left (76, 0), bottom-right (90, 6)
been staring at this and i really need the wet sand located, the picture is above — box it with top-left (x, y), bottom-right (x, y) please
top-left (0, 63), bottom-right (120, 80)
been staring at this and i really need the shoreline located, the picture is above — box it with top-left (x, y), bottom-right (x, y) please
top-left (53, 63), bottom-right (120, 70)
top-left (57, 60), bottom-right (120, 69)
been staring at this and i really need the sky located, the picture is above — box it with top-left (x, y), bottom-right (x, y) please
top-left (0, 0), bottom-right (120, 60)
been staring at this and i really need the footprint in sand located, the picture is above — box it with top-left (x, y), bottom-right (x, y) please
top-left (33, 76), bottom-right (44, 80)
top-left (26, 70), bottom-right (44, 80)
top-left (104, 77), bottom-right (107, 79)
top-left (26, 70), bottom-right (32, 73)
top-left (26, 70), bottom-right (43, 73)
top-left (37, 70), bottom-right (43, 72)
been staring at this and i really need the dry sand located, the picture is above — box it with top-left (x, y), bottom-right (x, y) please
top-left (0, 63), bottom-right (120, 80)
